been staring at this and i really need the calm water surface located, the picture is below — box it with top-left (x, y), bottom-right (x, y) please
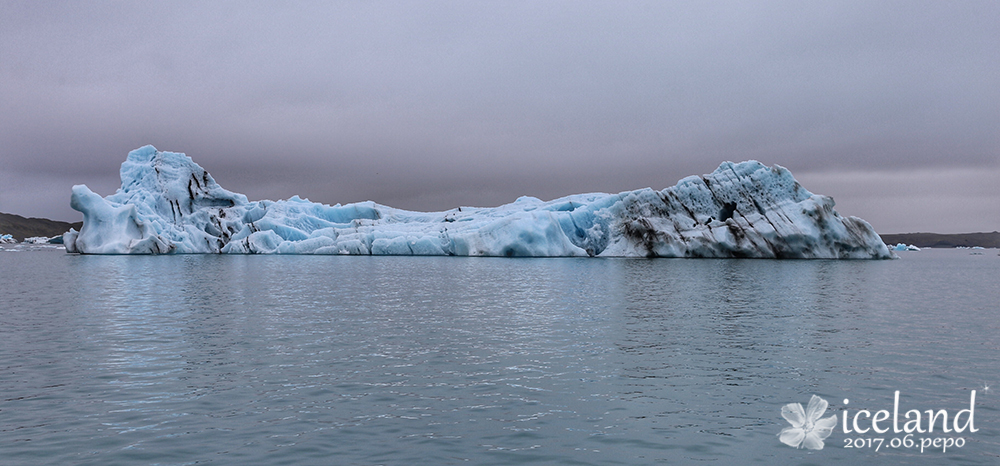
top-left (1, 247), bottom-right (998, 465)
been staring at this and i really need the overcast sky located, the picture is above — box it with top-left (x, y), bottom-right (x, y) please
top-left (1, 1), bottom-right (997, 234)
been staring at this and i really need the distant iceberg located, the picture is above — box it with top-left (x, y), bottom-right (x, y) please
top-left (23, 235), bottom-right (62, 245)
top-left (891, 243), bottom-right (920, 251)
top-left (64, 146), bottom-right (893, 258)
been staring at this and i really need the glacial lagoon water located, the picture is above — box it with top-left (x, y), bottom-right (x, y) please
top-left (1, 248), bottom-right (997, 465)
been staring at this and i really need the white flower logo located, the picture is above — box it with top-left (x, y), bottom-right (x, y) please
top-left (778, 395), bottom-right (838, 450)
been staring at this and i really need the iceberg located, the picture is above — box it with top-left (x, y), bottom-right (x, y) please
top-left (0, 234), bottom-right (16, 244)
top-left (23, 235), bottom-right (62, 245)
top-left (64, 146), bottom-right (893, 258)
top-left (890, 243), bottom-right (920, 252)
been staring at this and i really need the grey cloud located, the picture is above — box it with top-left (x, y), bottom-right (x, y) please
top-left (1, 1), bottom-right (997, 232)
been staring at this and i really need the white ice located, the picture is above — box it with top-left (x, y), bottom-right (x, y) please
top-left (23, 236), bottom-right (60, 245)
top-left (64, 146), bottom-right (893, 258)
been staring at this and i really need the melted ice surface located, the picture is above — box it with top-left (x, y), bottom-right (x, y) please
top-left (64, 146), bottom-right (891, 258)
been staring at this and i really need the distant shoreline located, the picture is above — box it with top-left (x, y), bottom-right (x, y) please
top-left (879, 231), bottom-right (1000, 249)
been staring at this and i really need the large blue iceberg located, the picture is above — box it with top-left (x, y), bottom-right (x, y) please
top-left (63, 146), bottom-right (892, 258)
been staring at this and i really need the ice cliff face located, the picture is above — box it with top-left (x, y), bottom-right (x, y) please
top-left (64, 146), bottom-right (893, 258)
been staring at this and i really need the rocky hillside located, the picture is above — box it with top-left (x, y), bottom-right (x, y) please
top-left (0, 212), bottom-right (82, 241)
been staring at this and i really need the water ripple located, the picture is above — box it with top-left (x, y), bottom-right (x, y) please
top-left (1, 250), bottom-right (997, 464)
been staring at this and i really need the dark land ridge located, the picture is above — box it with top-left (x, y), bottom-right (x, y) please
top-left (0, 212), bottom-right (82, 241)
top-left (880, 231), bottom-right (1000, 248)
